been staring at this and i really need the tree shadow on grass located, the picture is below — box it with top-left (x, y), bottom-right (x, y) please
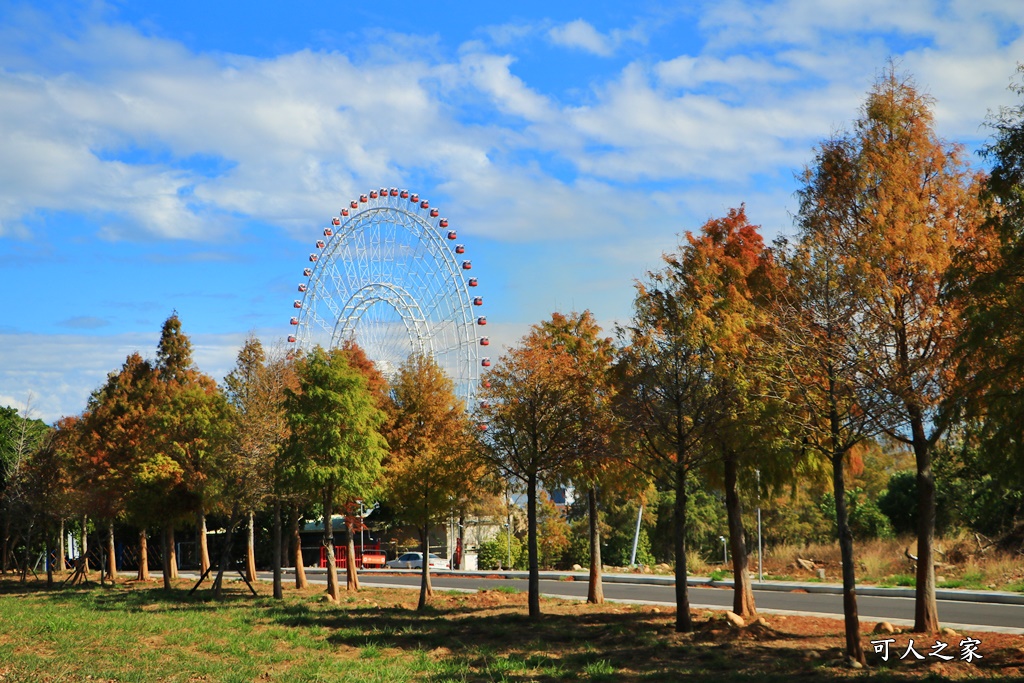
top-left (266, 599), bottom-right (908, 682)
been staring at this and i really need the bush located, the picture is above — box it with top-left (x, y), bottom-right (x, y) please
top-left (477, 533), bottom-right (524, 570)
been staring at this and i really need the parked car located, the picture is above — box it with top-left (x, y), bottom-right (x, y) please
top-left (385, 552), bottom-right (449, 569)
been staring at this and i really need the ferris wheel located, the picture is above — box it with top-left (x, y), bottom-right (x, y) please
top-left (288, 188), bottom-right (488, 406)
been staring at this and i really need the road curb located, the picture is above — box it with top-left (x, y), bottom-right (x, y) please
top-left (348, 568), bottom-right (1024, 605)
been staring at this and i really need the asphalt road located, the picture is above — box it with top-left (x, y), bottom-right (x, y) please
top-left (348, 573), bottom-right (1024, 634)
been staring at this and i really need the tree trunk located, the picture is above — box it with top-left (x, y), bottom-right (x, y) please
top-left (323, 487), bottom-right (340, 601)
top-left (58, 518), bottom-right (66, 573)
top-left (345, 521), bottom-right (360, 591)
top-left (1, 515), bottom-right (10, 573)
top-left (291, 506), bottom-right (307, 589)
top-left (272, 500), bottom-right (283, 599)
top-left (246, 511), bottom-right (257, 583)
top-left (137, 528), bottom-right (150, 581)
top-left (833, 449), bottom-right (866, 665)
top-left (167, 527), bottom-right (178, 579)
top-left (674, 465), bottom-right (692, 633)
top-left (527, 470), bottom-right (540, 619)
top-left (197, 509), bottom-right (211, 575)
top-left (724, 451), bottom-right (755, 618)
top-left (160, 526), bottom-right (172, 590)
top-left (80, 516), bottom-right (89, 574)
top-left (587, 486), bottom-right (604, 604)
top-left (418, 524), bottom-right (433, 610)
top-left (909, 408), bottom-right (939, 633)
top-left (105, 521), bottom-right (117, 583)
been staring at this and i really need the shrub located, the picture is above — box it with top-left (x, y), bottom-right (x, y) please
top-left (477, 533), bottom-right (524, 570)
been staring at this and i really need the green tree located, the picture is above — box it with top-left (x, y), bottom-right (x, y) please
top-left (283, 346), bottom-right (388, 601)
top-left (152, 314), bottom-right (234, 590)
top-left (951, 65), bottom-right (1024, 543)
top-left (613, 248), bottom-right (735, 632)
top-left (384, 353), bottom-right (483, 609)
top-left (0, 400), bottom-right (49, 574)
top-left (221, 336), bottom-right (293, 599)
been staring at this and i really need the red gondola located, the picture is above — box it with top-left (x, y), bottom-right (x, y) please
top-left (400, 189), bottom-right (409, 198)
top-left (468, 278), bottom-right (478, 287)
top-left (447, 230), bottom-right (457, 240)
top-left (298, 283), bottom-right (307, 292)
top-left (439, 218), bottom-right (449, 228)
top-left (479, 337), bottom-right (489, 345)
top-left (479, 401), bottom-right (490, 410)
top-left (294, 300), bottom-right (303, 309)
top-left (316, 240), bottom-right (325, 249)
top-left (370, 190), bottom-right (378, 199)
top-left (303, 268), bottom-right (313, 277)
top-left (342, 209), bottom-right (350, 216)
top-left (477, 316), bottom-right (487, 325)
top-left (410, 193), bottom-right (419, 202)
top-left (420, 200), bottom-right (429, 209)
top-left (462, 261), bottom-right (472, 270)
top-left (350, 201), bottom-right (358, 209)
top-left (483, 380), bottom-right (491, 388)
top-left (389, 188), bottom-right (399, 197)
top-left (290, 317), bottom-right (299, 325)
top-left (481, 358), bottom-right (491, 367)
top-left (477, 423), bottom-right (488, 431)
top-left (474, 297), bottom-right (483, 306)
top-left (429, 208), bottom-right (439, 217)
top-left (379, 187), bottom-right (388, 196)
top-left (455, 244), bottom-right (465, 254)
top-left (360, 194), bottom-right (368, 203)
top-left (309, 254), bottom-right (319, 262)
top-left (324, 228), bottom-right (333, 237)
top-left (332, 217), bottom-right (340, 226)
top-left (288, 335), bottom-right (297, 343)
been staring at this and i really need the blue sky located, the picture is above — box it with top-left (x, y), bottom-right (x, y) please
top-left (1, 0), bottom-right (1022, 422)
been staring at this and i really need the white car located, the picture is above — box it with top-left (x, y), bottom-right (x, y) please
top-left (385, 552), bottom-right (449, 569)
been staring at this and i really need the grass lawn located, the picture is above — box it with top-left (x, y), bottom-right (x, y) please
top-left (0, 574), bottom-right (1021, 682)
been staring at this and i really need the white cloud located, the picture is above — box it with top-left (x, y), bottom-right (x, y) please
top-left (548, 19), bottom-right (616, 57)
top-left (546, 19), bottom-right (647, 58)
top-left (0, 330), bottom-right (260, 423)
top-left (655, 54), bottom-right (797, 89)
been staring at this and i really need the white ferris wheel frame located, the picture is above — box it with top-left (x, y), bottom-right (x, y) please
top-left (290, 189), bottom-right (485, 406)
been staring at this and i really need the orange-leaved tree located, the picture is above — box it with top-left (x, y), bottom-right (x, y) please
top-left (477, 329), bottom-right (584, 619)
top-left (384, 353), bottom-right (482, 610)
top-left (807, 68), bottom-right (986, 634)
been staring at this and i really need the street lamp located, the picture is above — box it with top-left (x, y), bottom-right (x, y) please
top-left (719, 536), bottom-right (727, 567)
top-left (503, 523), bottom-right (511, 569)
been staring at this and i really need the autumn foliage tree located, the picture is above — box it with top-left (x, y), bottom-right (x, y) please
top-left (384, 353), bottom-right (482, 610)
top-left (477, 329), bottom-right (585, 619)
top-left (678, 206), bottom-right (778, 620)
top-left (807, 69), bottom-right (986, 634)
top-left (532, 310), bottom-right (630, 605)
